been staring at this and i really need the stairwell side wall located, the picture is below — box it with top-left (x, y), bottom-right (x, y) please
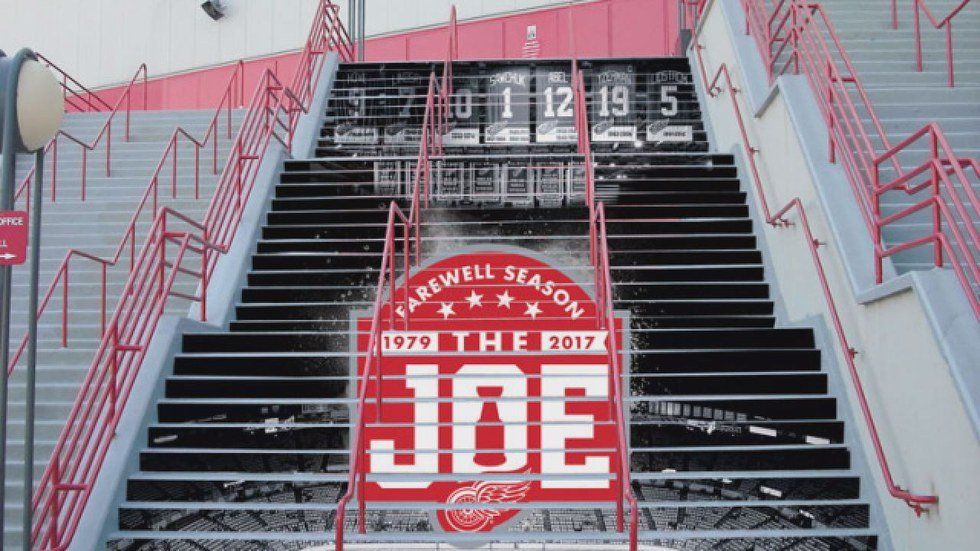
top-left (692, 0), bottom-right (980, 548)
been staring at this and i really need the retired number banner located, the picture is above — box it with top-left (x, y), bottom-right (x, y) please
top-left (534, 66), bottom-right (577, 143)
top-left (485, 67), bottom-right (532, 144)
top-left (646, 69), bottom-right (694, 145)
top-left (590, 64), bottom-right (637, 142)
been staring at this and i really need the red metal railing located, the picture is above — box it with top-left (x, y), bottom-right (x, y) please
top-left (6, 61), bottom-right (248, 375)
top-left (873, 124), bottom-right (979, 315)
top-left (737, 0), bottom-right (979, 316)
top-left (36, 53), bottom-right (116, 113)
top-left (572, 61), bottom-right (639, 550)
top-left (30, 208), bottom-right (224, 550)
top-left (691, 28), bottom-right (940, 513)
top-left (13, 63), bottom-right (148, 210)
top-left (334, 70), bottom-right (440, 551)
top-left (913, 0), bottom-right (973, 87)
top-left (680, 0), bottom-right (708, 32)
top-left (26, 3), bottom-right (352, 548)
top-left (437, 5), bottom-right (459, 143)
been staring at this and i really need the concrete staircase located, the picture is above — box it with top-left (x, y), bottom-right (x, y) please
top-left (818, 0), bottom-right (980, 278)
top-left (3, 108), bottom-right (243, 548)
top-left (100, 59), bottom-right (881, 550)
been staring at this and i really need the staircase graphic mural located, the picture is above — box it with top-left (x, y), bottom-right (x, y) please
top-left (99, 56), bottom-right (880, 550)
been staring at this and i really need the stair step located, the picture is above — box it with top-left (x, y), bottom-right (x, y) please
top-left (631, 372), bottom-right (828, 396)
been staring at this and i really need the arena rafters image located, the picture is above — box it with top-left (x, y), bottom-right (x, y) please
top-left (0, 1), bottom-right (977, 550)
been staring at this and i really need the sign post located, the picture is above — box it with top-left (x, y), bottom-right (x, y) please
top-left (0, 48), bottom-right (64, 550)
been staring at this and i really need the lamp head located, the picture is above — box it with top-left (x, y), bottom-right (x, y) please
top-left (0, 49), bottom-right (65, 153)
top-left (201, 0), bottom-right (226, 21)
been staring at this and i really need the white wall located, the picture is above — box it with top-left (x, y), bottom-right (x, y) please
top-left (0, 0), bottom-right (579, 88)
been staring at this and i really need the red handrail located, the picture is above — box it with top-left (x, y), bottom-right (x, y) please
top-left (572, 61), bottom-right (639, 550)
top-left (30, 207), bottom-right (225, 551)
top-left (27, 3), bottom-right (352, 548)
top-left (334, 71), bottom-right (438, 551)
top-left (735, 0), bottom-right (979, 317)
top-left (872, 123), bottom-right (980, 316)
top-left (35, 52), bottom-right (116, 113)
top-left (913, 0), bottom-right (973, 87)
top-left (680, 0), bottom-right (708, 32)
top-left (691, 35), bottom-right (939, 513)
top-left (6, 62), bottom-right (247, 375)
top-left (13, 62), bottom-right (148, 210)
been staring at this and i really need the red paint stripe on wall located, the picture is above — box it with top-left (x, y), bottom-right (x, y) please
top-left (83, 0), bottom-right (678, 111)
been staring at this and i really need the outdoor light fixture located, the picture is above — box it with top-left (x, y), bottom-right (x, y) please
top-left (0, 47), bottom-right (65, 550)
top-left (0, 50), bottom-right (64, 153)
top-left (201, 0), bottom-right (226, 21)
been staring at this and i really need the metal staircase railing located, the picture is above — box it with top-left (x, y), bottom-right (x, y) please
top-left (335, 9), bottom-right (458, 546)
top-left (571, 61), bottom-right (640, 551)
top-left (334, 62), bottom-right (446, 550)
top-left (734, 0), bottom-right (979, 317)
top-left (7, 64), bottom-right (247, 374)
top-left (23, 3), bottom-right (353, 548)
top-left (912, 0), bottom-right (973, 87)
top-left (14, 62), bottom-right (148, 210)
top-left (35, 53), bottom-right (117, 113)
top-left (690, 16), bottom-right (940, 513)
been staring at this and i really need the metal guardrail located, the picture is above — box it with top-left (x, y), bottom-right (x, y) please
top-left (736, 0), bottom-right (979, 316)
top-left (24, 2), bottom-right (353, 548)
top-left (572, 60), bottom-right (639, 551)
top-left (690, 6), bottom-right (940, 511)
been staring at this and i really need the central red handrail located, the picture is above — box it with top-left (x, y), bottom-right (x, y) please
top-left (26, 3), bottom-right (352, 548)
top-left (334, 11), bottom-right (468, 545)
top-left (913, 0), bottom-right (973, 87)
top-left (680, 0), bottom-right (708, 31)
top-left (334, 70), bottom-right (439, 551)
top-left (572, 60), bottom-right (639, 550)
top-left (736, 0), bottom-right (979, 316)
top-left (36, 52), bottom-right (116, 113)
top-left (691, 32), bottom-right (939, 513)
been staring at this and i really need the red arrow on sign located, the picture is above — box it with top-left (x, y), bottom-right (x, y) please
top-left (0, 211), bottom-right (29, 266)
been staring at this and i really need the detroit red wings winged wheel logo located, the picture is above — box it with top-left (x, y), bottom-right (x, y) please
top-left (444, 477), bottom-right (532, 532)
top-left (355, 250), bottom-right (622, 535)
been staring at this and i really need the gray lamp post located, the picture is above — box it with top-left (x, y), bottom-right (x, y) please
top-left (0, 47), bottom-right (65, 550)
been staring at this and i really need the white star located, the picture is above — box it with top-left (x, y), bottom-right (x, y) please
top-left (496, 290), bottom-right (514, 309)
top-left (436, 302), bottom-right (456, 319)
top-left (524, 302), bottom-right (543, 320)
top-left (465, 290), bottom-right (484, 309)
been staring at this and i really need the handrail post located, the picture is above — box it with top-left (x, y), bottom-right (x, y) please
top-left (826, 61), bottom-right (836, 164)
top-left (915, 1), bottom-right (924, 71)
top-left (61, 265), bottom-right (69, 347)
top-left (106, 122), bottom-right (112, 178)
top-left (126, 90), bottom-right (132, 141)
top-left (108, 325), bottom-right (118, 425)
top-left (403, 221), bottom-right (410, 331)
top-left (51, 138), bottom-right (58, 202)
top-left (201, 228), bottom-right (209, 322)
top-left (930, 131), bottom-right (942, 267)
top-left (100, 263), bottom-right (107, 337)
top-left (615, 446), bottom-right (624, 532)
top-left (50, 460), bottom-right (61, 549)
top-left (946, 21), bottom-right (954, 87)
top-left (358, 433), bottom-right (368, 533)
